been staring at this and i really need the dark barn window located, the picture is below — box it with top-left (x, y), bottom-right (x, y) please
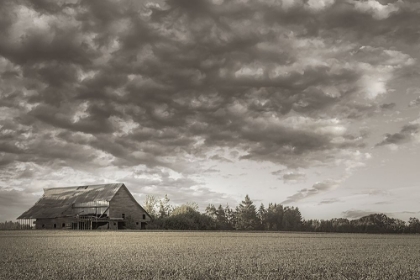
top-left (143, 214), bottom-right (146, 220)
top-left (136, 222), bottom-right (139, 225)
top-left (122, 213), bottom-right (125, 219)
top-left (54, 224), bottom-right (56, 228)
top-left (62, 223), bottom-right (65, 228)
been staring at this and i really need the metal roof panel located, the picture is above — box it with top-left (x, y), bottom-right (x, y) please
top-left (17, 183), bottom-right (123, 219)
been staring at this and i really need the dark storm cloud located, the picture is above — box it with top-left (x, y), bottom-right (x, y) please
top-left (376, 123), bottom-right (420, 146)
top-left (408, 96), bottom-right (420, 107)
top-left (0, 4), bottom-right (95, 66)
top-left (380, 103), bottom-right (396, 110)
top-left (29, 103), bottom-right (117, 134)
top-left (209, 155), bottom-right (233, 163)
top-left (282, 179), bottom-right (339, 204)
top-left (402, 210), bottom-right (420, 215)
top-left (203, 166), bottom-right (219, 173)
top-left (271, 169), bottom-right (283, 176)
top-left (342, 209), bottom-right (376, 219)
top-left (319, 198), bottom-right (341, 205)
top-left (0, 0), bottom-right (419, 215)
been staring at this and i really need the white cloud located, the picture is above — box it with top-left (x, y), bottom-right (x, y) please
top-left (282, 171), bottom-right (306, 183)
top-left (306, 0), bottom-right (335, 11)
top-left (8, 5), bottom-right (53, 44)
top-left (235, 66), bottom-right (264, 78)
top-left (352, 0), bottom-right (400, 20)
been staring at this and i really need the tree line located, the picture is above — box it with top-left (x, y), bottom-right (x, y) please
top-left (142, 194), bottom-right (420, 233)
top-left (0, 221), bottom-right (23, 230)
top-left (2, 194), bottom-right (420, 233)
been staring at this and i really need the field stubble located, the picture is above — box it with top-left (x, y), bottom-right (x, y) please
top-left (0, 231), bottom-right (419, 279)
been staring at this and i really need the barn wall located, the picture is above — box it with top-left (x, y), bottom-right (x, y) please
top-left (106, 221), bottom-right (117, 230)
top-left (35, 218), bottom-right (73, 229)
top-left (109, 186), bottom-right (150, 229)
top-left (35, 218), bottom-right (113, 230)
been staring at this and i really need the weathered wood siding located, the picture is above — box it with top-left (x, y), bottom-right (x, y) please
top-left (108, 221), bottom-right (118, 230)
top-left (109, 185), bottom-right (150, 229)
top-left (35, 218), bottom-right (72, 229)
top-left (35, 218), bottom-right (114, 230)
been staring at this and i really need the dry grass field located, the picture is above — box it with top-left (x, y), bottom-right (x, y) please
top-left (1, 231), bottom-right (419, 279)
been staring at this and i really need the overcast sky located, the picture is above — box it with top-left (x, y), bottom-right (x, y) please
top-left (1, 0), bottom-right (420, 222)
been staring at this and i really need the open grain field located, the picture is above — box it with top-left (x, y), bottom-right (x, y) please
top-left (1, 231), bottom-right (419, 280)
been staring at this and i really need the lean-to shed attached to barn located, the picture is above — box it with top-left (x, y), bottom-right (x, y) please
top-left (17, 183), bottom-right (151, 230)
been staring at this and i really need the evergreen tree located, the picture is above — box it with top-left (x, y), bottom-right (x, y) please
top-left (224, 204), bottom-right (236, 229)
top-left (266, 203), bottom-right (283, 230)
top-left (257, 203), bottom-right (267, 230)
top-left (216, 204), bottom-right (228, 228)
top-left (235, 195), bottom-right (258, 230)
top-left (282, 206), bottom-right (302, 231)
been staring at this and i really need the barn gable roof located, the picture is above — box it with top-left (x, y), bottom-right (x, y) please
top-left (17, 183), bottom-right (126, 219)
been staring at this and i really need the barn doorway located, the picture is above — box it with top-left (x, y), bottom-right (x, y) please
top-left (92, 221), bottom-right (108, 230)
top-left (118, 221), bottom-right (126, 229)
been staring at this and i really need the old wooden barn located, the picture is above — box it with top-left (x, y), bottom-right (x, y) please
top-left (17, 183), bottom-right (151, 230)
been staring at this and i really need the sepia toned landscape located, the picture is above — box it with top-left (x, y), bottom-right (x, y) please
top-left (1, 0), bottom-right (420, 279)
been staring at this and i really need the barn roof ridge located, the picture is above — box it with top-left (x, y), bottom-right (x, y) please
top-left (17, 183), bottom-right (133, 219)
top-left (43, 183), bottom-right (124, 191)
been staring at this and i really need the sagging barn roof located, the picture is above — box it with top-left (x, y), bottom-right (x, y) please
top-left (17, 183), bottom-right (125, 219)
